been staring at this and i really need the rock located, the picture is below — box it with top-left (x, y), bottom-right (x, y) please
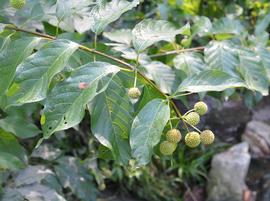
top-left (256, 174), bottom-right (270, 201)
top-left (204, 100), bottom-right (251, 143)
top-left (242, 121), bottom-right (270, 157)
top-left (246, 158), bottom-right (270, 201)
top-left (252, 97), bottom-right (270, 125)
top-left (207, 142), bottom-right (251, 201)
top-left (184, 186), bottom-right (206, 201)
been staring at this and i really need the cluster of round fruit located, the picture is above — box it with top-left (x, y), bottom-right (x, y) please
top-left (159, 101), bottom-right (215, 156)
top-left (10, 0), bottom-right (26, 9)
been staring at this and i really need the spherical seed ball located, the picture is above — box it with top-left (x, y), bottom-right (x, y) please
top-left (166, 129), bottom-right (182, 143)
top-left (200, 130), bottom-right (215, 145)
top-left (184, 112), bottom-right (200, 126)
top-left (10, 0), bottom-right (26, 9)
top-left (185, 132), bottom-right (201, 148)
top-left (128, 87), bottom-right (141, 99)
top-left (194, 101), bottom-right (208, 115)
top-left (159, 141), bottom-right (177, 155)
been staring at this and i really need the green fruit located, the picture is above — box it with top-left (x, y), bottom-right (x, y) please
top-left (166, 129), bottom-right (181, 143)
top-left (200, 130), bottom-right (215, 145)
top-left (184, 112), bottom-right (200, 126)
top-left (185, 132), bottom-right (201, 148)
top-left (159, 141), bottom-right (177, 155)
top-left (194, 101), bottom-right (208, 115)
top-left (128, 87), bottom-right (141, 99)
top-left (10, 0), bottom-right (26, 9)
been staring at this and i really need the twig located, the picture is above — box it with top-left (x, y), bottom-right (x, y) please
top-left (149, 46), bottom-right (205, 58)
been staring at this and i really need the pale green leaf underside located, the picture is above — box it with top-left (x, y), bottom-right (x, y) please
top-left (132, 19), bottom-right (187, 52)
top-left (0, 37), bottom-right (41, 96)
top-left (177, 70), bottom-right (247, 93)
top-left (8, 39), bottom-right (79, 106)
top-left (130, 98), bottom-right (170, 166)
top-left (237, 48), bottom-right (269, 95)
top-left (173, 52), bottom-right (204, 76)
top-left (254, 47), bottom-right (270, 82)
top-left (103, 29), bottom-right (132, 45)
top-left (90, 0), bottom-right (139, 34)
top-left (42, 62), bottom-right (120, 138)
top-left (90, 74), bottom-right (132, 164)
top-left (204, 40), bottom-right (238, 76)
top-left (142, 61), bottom-right (181, 94)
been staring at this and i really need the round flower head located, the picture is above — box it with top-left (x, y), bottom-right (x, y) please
top-left (194, 101), bottom-right (208, 115)
top-left (128, 87), bottom-right (141, 99)
top-left (159, 141), bottom-right (177, 155)
top-left (185, 132), bottom-right (201, 148)
top-left (200, 130), bottom-right (215, 145)
top-left (166, 129), bottom-right (181, 143)
top-left (184, 112), bottom-right (200, 126)
top-left (10, 0), bottom-right (26, 9)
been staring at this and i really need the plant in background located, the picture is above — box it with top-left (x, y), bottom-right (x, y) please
top-left (0, 0), bottom-right (270, 200)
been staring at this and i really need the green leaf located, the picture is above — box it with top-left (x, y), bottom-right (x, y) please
top-left (211, 18), bottom-right (245, 40)
top-left (103, 29), bottom-right (132, 46)
top-left (237, 48), bottom-right (269, 95)
top-left (54, 157), bottom-right (96, 201)
top-left (54, 0), bottom-right (95, 33)
top-left (0, 129), bottom-right (27, 170)
top-left (42, 62), bottom-right (120, 138)
top-left (130, 98), bottom-right (170, 166)
top-left (7, 39), bottom-right (79, 106)
top-left (0, 116), bottom-right (40, 139)
top-left (254, 47), bottom-right (270, 82)
top-left (0, 37), bottom-right (41, 96)
top-left (176, 70), bottom-right (247, 93)
top-left (255, 13), bottom-right (270, 36)
top-left (192, 16), bottom-right (212, 37)
top-left (89, 0), bottom-right (140, 35)
top-left (142, 61), bottom-right (181, 94)
top-left (173, 52), bottom-right (204, 76)
top-left (132, 19), bottom-right (188, 52)
top-left (90, 74), bottom-right (132, 164)
top-left (204, 40), bottom-right (238, 76)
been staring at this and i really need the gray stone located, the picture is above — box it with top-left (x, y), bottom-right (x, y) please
top-left (203, 100), bottom-right (251, 143)
top-left (252, 97), bottom-right (270, 125)
top-left (242, 121), bottom-right (270, 157)
top-left (256, 174), bottom-right (270, 201)
top-left (207, 142), bottom-right (251, 201)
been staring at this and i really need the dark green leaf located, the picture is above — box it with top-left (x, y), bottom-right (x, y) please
top-left (7, 39), bottom-right (79, 106)
top-left (130, 98), bottom-right (170, 165)
top-left (90, 74), bottom-right (132, 164)
top-left (0, 129), bottom-right (27, 170)
top-left (0, 37), bottom-right (41, 96)
top-left (0, 116), bottom-right (40, 139)
top-left (42, 62), bottom-right (120, 138)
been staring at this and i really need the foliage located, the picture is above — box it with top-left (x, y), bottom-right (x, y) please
top-left (0, 0), bottom-right (269, 200)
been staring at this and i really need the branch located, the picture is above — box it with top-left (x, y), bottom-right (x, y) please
top-left (149, 46), bottom-right (205, 58)
top-left (5, 25), bottom-right (186, 118)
